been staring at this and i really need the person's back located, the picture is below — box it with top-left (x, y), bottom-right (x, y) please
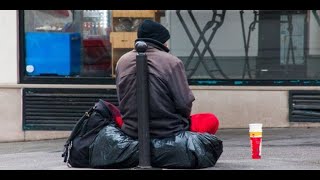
top-left (116, 20), bottom-right (195, 138)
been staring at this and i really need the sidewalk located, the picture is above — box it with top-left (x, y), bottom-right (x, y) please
top-left (0, 127), bottom-right (319, 170)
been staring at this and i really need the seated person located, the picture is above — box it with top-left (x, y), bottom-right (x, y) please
top-left (115, 20), bottom-right (219, 138)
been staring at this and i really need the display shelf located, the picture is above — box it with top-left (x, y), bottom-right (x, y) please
top-left (110, 10), bottom-right (158, 77)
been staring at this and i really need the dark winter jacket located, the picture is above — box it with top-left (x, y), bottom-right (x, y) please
top-left (115, 38), bottom-right (195, 138)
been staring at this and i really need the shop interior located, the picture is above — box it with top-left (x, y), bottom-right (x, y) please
top-left (23, 10), bottom-right (162, 78)
top-left (22, 10), bottom-right (320, 81)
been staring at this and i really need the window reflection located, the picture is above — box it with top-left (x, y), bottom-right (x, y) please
top-left (23, 10), bottom-right (320, 82)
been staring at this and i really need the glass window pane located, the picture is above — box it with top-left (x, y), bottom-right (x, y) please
top-left (22, 10), bottom-right (320, 85)
top-left (24, 10), bottom-right (112, 78)
top-left (165, 10), bottom-right (314, 80)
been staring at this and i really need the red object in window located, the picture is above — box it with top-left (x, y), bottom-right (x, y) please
top-left (39, 10), bottom-right (71, 18)
top-left (53, 10), bottom-right (70, 17)
top-left (83, 39), bottom-right (106, 47)
top-left (83, 39), bottom-right (111, 65)
top-left (83, 39), bottom-right (112, 76)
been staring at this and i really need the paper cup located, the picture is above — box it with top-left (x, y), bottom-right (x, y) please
top-left (249, 123), bottom-right (263, 159)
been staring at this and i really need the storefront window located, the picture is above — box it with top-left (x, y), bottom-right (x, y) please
top-left (168, 10), bottom-right (310, 81)
top-left (20, 10), bottom-right (320, 85)
top-left (23, 10), bottom-right (112, 80)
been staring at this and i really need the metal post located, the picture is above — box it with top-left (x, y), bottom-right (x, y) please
top-left (135, 41), bottom-right (151, 168)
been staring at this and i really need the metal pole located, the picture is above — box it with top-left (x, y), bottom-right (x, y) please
top-left (135, 41), bottom-right (151, 168)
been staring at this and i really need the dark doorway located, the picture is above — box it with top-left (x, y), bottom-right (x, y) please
top-left (257, 10), bottom-right (307, 79)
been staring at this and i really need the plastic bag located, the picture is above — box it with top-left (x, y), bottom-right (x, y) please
top-left (89, 124), bottom-right (223, 169)
top-left (89, 123), bottom-right (139, 168)
top-left (151, 131), bottom-right (223, 169)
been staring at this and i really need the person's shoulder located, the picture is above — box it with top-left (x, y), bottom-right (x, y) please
top-left (116, 50), bottom-right (136, 71)
top-left (117, 50), bottom-right (135, 63)
top-left (120, 50), bottom-right (135, 59)
top-left (156, 50), bottom-right (182, 64)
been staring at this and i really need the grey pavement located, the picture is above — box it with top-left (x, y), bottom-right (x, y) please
top-left (0, 127), bottom-right (319, 170)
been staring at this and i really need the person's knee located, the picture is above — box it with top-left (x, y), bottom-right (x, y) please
top-left (190, 113), bottom-right (219, 134)
top-left (208, 113), bottom-right (219, 134)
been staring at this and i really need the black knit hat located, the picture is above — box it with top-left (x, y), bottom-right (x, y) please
top-left (137, 20), bottom-right (170, 44)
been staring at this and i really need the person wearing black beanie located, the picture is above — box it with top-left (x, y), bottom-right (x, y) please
top-left (135, 19), bottom-right (170, 52)
top-left (115, 19), bottom-right (219, 139)
top-left (137, 19), bottom-right (170, 44)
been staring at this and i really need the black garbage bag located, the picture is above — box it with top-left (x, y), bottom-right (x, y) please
top-left (151, 131), bottom-right (223, 169)
top-left (89, 124), bottom-right (223, 169)
top-left (89, 123), bottom-right (139, 168)
top-left (151, 134), bottom-right (195, 168)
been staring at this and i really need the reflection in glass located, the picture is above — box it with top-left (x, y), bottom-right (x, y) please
top-left (22, 10), bottom-right (320, 82)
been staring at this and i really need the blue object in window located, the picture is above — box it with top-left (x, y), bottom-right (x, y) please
top-left (25, 32), bottom-right (81, 76)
